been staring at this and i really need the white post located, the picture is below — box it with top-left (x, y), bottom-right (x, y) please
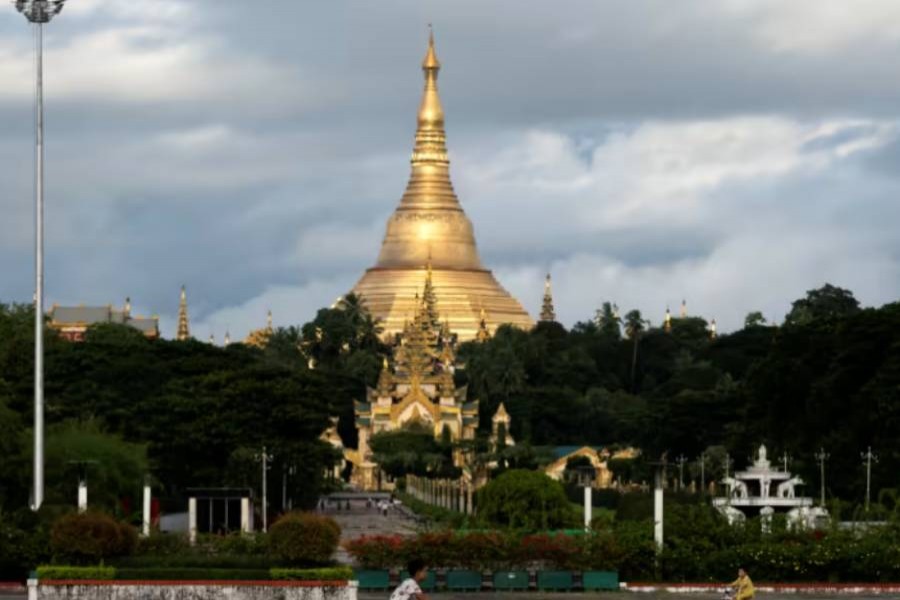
top-left (142, 482), bottom-right (151, 536)
top-left (583, 485), bottom-right (592, 530)
top-left (188, 497), bottom-right (197, 545)
top-left (653, 469), bottom-right (664, 551)
top-left (240, 497), bottom-right (250, 533)
top-left (77, 479), bottom-right (87, 513)
top-left (27, 577), bottom-right (37, 600)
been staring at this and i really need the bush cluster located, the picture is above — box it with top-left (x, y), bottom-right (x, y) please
top-left (268, 512), bottom-right (340, 566)
top-left (49, 512), bottom-right (137, 565)
top-left (270, 566), bottom-right (354, 580)
top-left (35, 565), bottom-right (115, 580)
top-left (346, 510), bottom-right (900, 582)
top-left (344, 531), bottom-right (627, 571)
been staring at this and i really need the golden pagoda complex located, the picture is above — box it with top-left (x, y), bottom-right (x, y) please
top-left (350, 270), bottom-right (485, 490)
top-left (244, 310), bottom-right (275, 348)
top-left (351, 32), bottom-right (532, 342)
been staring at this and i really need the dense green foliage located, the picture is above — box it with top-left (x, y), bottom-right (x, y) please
top-left (267, 512), bottom-right (340, 566)
top-left (35, 565), bottom-right (116, 580)
top-left (0, 303), bottom-right (339, 515)
top-left (476, 470), bottom-right (577, 530)
top-left (346, 505), bottom-right (900, 582)
top-left (458, 285), bottom-right (900, 507)
top-left (269, 566), bottom-right (354, 580)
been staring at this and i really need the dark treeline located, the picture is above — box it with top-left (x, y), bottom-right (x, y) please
top-left (1, 284), bottom-right (897, 516)
top-left (457, 284), bottom-right (900, 506)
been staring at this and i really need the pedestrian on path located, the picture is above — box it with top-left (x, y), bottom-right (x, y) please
top-left (390, 559), bottom-right (429, 600)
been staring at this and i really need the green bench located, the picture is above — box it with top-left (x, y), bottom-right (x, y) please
top-left (353, 569), bottom-right (390, 590)
top-left (537, 570), bottom-right (574, 591)
top-left (493, 570), bottom-right (529, 590)
top-left (446, 570), bottom-right (482, 591)
top-left (583, 570), bottom-right (619, 591)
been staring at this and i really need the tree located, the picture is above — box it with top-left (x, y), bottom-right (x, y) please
top-left (595, 302), bottom-right (622, 340)
top-left (476, 469), bottom-right (575, 530)
top-left (785, 283), bottom-right (860, 326)
top-left (623, 310), bottom-right (648, 392)
top-left (744, 311), bottom-right (767, 328)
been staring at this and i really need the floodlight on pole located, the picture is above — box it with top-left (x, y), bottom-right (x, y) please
top-left (15, 0), bottom-right (67, 512)
top-left (860, 447), bottom-right (878, 513)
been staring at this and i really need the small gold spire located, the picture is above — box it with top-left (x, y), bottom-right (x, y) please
top-left (224, 330), bottom-right (231, 347)
top-left (710, 318), bottom-right (718, 340)
top-left (540, 273), bottom-right (556, 322)
top-left (124, 297), bottom-right (131, 317)
top-left (176, 285), bottom-right (191, 341)
top-left (680, 299), bottom-right (687, 319)
top-left (664, 306), bottom-right (672, 332)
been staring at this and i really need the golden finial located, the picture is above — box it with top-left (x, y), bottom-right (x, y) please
top-left (540, 273), bottom-right (556, 322)
top-left (224, 330), bottom-right (231, 347)
top-left (710, 318), bottom-right (718, 340)
top-left (664, 306), bottom-right (672, 332)
top-left (266, 309), bottom-right (273, 332)
top-left (680, 299), bottom-right (687, 319)
top-left (124, 297), bottom-right (131, 317)
top-left (423, 24), bottom-right (440, 70)
top-left (176, 285), bottom-right (191, 341)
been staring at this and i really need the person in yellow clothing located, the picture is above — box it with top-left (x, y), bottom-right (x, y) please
top-left (729, 567), bottom-right (755, 600)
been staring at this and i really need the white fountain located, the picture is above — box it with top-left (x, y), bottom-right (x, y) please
top-left (713, 445), bottom-right (828, 529)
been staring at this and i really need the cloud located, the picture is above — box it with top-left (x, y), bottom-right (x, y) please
top-left (2, 1), bottom-right (900, 342)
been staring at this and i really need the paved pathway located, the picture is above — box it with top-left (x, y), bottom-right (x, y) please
top-left (322, 495), bottom-right (420, 564)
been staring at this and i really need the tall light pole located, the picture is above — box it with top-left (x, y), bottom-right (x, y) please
top-left (860, 447), bottom-right (878, 514)
top-left (255, 447), bottom-right (273, 532)
top-left (16, 0), bottom-right (67, 512)
top-left (814, 447), bottom-right (829, 507)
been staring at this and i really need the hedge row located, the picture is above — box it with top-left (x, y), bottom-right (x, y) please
top-left (35, 566), bottom-right (352, 581)
top-left (344, 525), bottom-right (900, 582)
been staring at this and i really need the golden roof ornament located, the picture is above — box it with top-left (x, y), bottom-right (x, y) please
top-left (540, 273), bottom-right (557, 322)
top-left (664, 307), bottom-right (672, 332)
top-left (680, 299), bottom-right (687, 319)
top-left (176, 285), bottom-right (190, 341)
top-left (476, 307), bottom-right (491, 342)
top-left (710, 318), bottom-right (718, 340)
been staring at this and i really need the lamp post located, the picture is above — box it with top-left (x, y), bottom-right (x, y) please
top-left (860, 447), bottom-right (878, 514)
top-left (15, 0), bottom-right (67, 513)
top-left (675, 455), bottom-right (687, 491)
top-left (570, 465), bottom-right (596, 531)
top-left (254, 447), bottom-right (273, 532)
top-left (814, 447), bottom-right (829, 507)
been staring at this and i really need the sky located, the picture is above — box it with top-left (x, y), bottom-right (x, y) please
top-left (1, 0), bottom-right (899, 341)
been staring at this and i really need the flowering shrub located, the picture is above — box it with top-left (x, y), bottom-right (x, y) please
top-left (268, 512), bottom-right (340, 566)
top-left (345, 518), bottom-right (900, 582)
top-left (50, 512), bottom-right (137, 565)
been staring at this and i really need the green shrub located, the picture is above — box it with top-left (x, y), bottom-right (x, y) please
top-left (111, 554), bottom-right (271, 569)
top-left (115, 567), bottom-right (270, 580)
top-left (36, 565), bottom-right (116, 580)
top-left (476, 470), bottom-right (575, 531)
top-left (135, 532), bottom-right (191, 556)
top-left (50, 512), bottom-right (137, 565)
top-left (270, 566), bottom-right (353, 580)
top-left (268, 512), bottom-right (340, 566)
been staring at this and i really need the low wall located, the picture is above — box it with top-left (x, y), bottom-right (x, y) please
top-left (28, 579), bottom-right (357, 600)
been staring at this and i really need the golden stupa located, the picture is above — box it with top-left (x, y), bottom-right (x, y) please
top-left (351, 32), bottom-right (533, 341)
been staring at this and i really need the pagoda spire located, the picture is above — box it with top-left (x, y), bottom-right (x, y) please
top-left (176, 285), bottom-right (191, 341)
top-left (540, 273), bottom-right (556, 322)
top-left (266, 309), bottom-right (274, 333)
top-left (709, 318), bottom-right (718, 340)
top-left (680, 299), bottom-right (687, 318)
top-left (664, 306), bottom-right (672, 332)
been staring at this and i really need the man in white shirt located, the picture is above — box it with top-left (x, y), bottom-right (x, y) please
top-left (390, 559), bottom-right (429, 600)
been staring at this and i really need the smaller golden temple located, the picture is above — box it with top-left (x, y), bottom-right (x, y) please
top-left (349, 267), bottom-right (483, 490)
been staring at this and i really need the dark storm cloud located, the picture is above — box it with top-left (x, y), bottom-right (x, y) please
top-left (1, 0), bottom-right (899, 338)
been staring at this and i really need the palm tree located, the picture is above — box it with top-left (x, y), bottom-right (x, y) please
top-left (595, 301), bottom-right (622, 339)
top-left (624, 309), bottom-right (648, 391)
